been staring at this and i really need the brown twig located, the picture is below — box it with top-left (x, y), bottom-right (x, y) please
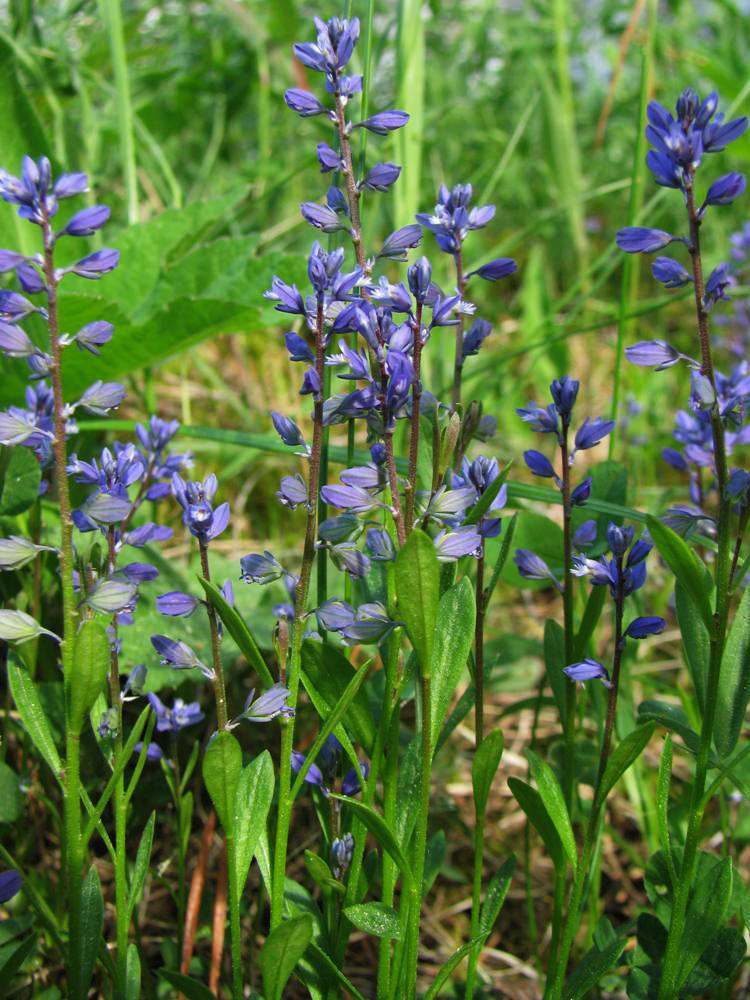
top-left (181, 810), bottom-right (217, 984)
top-left (210, 844), bottom-right (229, 995)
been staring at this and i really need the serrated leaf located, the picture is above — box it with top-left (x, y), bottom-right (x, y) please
top-left (260, 914), bottom-right (314, 1000)
top-left (7, 656), bottom-right (62, 782)
top-left (715, 584), bottom-right (750, 758)
top-left (646, 515), bottom-right (714, 636)
top-left (202, 731), bottom-right (242, 833)
top-left (527, 750), bottom-right (577, 872)
top-left (430, 577), bottom-right (476, 751)
top-left (343, 902), bottom-right (401, 939)
top-left (198, 577), bottom-right (274, 687)
top-left (395, 529), bottom-right (440, 670)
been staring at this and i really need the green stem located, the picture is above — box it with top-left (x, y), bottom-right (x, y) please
top-left (226, 831), bottom-right (242, 999)
top-left (404, 302), bottom-right (425, 533)
top-left (451, 250), bottom-right (466, 412)
top-left (405, 669), bottom-right (432, 992)
top-left (465, 781), bottom-right (487, 998)
top-left (199, 543), bottom-right (228, 731)
top-left (100, 0), bottom-right (138, 224)
top-left (656, 176), bottom-right (732, 1000)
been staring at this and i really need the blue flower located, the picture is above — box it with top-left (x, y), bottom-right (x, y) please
top-left (354, 111), bottom-right (409, 135)
top-left (148, 693), bottom-right (205, 733)
top-left (231, 684), bottom-right (294, 726)
top-left (377, 225), bottom-right (422, 261)
top-left (615, 227), bottom-right (675, 254)
top-left (171, 474), bottom-right (229, 544)
top-left (240, 550), bottom-right (285, 585)
top-left (652, 257), bottom-right (693, 289)
top-left (564, 659), bottom-right (611, 687)
top-left (513, 550), bottom-right (561, 590)
top-left (574, 417), bottom-right (615, 451)
top-left (524, 449), bottom-right (557, 479)
top-left (624, 616), bottom-right (666, 639)
top-left (0, 870), bottom-right (22, 904)
top-left (360, 163), bottom-right (401, 192)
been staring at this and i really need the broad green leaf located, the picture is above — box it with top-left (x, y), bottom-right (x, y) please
top-left (683, 927), bottom-right (746, 994)
top-left (715, 584), bottom-right (750, 758)
top-left (676, 581), bottom-right (710, 712)
top-left (422, 935), bottom-right (485, 1000)
top-left (562, 934), bottom-right (627, 1000)
top-left (594, 723), bottom-right (655, 812)
top-left (430, 577), bottom-right (476, 751)
top-left (527, 750), bottom-right (577, 872)
top-left (0, 934), bottom-right (36, 985)
top-left (202, 731), bottom-right (242, 833)
top-left (260, 914), bottom-right (314, 1000)
top-left (80, 865), bottom-right (104, 997)
top-left (331, 795), bottom-right (415, 891)
top-left (127, 812), bottom-right (155, 920)
top-left (479, 855), bottom-right (516, 936)
top-left (676, 856), bottom-right (732, 989)
top-left (198, 577), bottom-right (274, 687)
top-left (124, 943), bottom-right (140, 1000)
top-left (304, 851), bottom-right (344, 896)
top-left (472, 730), bottom-right (504, 818)
top-left (343, 902), bottom-right (401, 939)
top-left (395, 529), bottom-right (440, 670)
top-left (234, 751), bottom-right (274, 889)
top-left (543, 619), bottom-right (567, 721)
top-left (0, 448), bottom-right (41, 516)
top-left (508, 777), bottom-right (565, 873)
top-left (422, 830), bottom-right (446, 900)
top-left (157, 969), bottom-right (217, 999)
top-left (8, 656), bottom-right (62, 782)
top-left (0, 762), bottom-right (23, 823)
top-left (301, 641), bottom-right (374, 754)
top-left (69, 621), bottom-right (110, 734)
top-left (646, 515), bottom-right (714, 636)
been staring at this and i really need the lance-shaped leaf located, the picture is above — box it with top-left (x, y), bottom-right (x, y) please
top-left (127, 812), bottom-right (156, 920)
top-left (527, 750), bottom-right (577, 872)
top-left (508, 777), bottom-right (565, 873)
top-left (395, 529), bottom-right (440, 671)
top-left (199, 576), bottom-right (274, 687)
top-left (234, 751), bottom-right (274, 889)
top-left (472, 730), bottom-right (504, 819)
top-left (69, 620), bottom-right (110, 734)
top-left (202, 731), bottom-right (242, 834)
top-left (343, 902), bottom-right (401, 939)
top-left (330, 795), bottom-right (415, 892)
top-left (8, 656), bottom-right (62, 782)
top-left (80, 865), bottom-right (104, 997)
top-left (430, 577), bottom-right (476, 750)
top-left (260, 914), bottom-right (314, 1000)
top-left (646, 514), bottom-right (714, 636)
top-left (715, 584), bottom-right (750, 758)
top-left (594, 723), bottom-right (655, 813)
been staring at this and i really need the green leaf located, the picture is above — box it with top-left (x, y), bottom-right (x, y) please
top-left (676, 856), bottom-right (733, 989)
top-left (527, 750), bottom-right (577, 872)
top-left (202, 731), bottom-right (242, 834)
top-left (422, 830), bottom-right (446, 900)
top-left (69, 621), bottom-right (110, 734)
top-left (260, 914), bottom-right (314, 1000)
top-left (561, 934), bottom-right (627, 1000)
top-left (637, 700), bottom-right (722, 765)
top-left (430, 577), bottom-right (476, 750)
top-left (80, 865), bottom-right (104, 996)
top-left (434, 683), bottom-right (476, 758)
top-left (508, 777), bottom-right (564, 873)
top-left (646, 515), bottom-right (714, 636)
top-left (330, 796), bottom-right (414, 892)
top-left (157, 969), bottom-right (217, 1000)
top-left (676, 581), bottom-right (710, 712)
top-left (479, 854), bottom-right (516, 936)
top-left (0, 762), bottom-right (23, 823)
top-left (234, 751), bottom-right (274, 889)
top-left (395, 735), bottom-right (420, 849)
top-left (343, 902), bottom-right (401, 939)
top-left (422, 935), bottom-right (485, 1000)
top-left (301, 641), bottom-right (375, 754)
top-left (656, 735), bottom-right (677, 886)
top-left (304, 940), bottom-right (368, 1000)
top-left (0, 448), bottom-right (41, 516)
top-left (594, 723), bottom-right (655, 812)
top-left (543, 619), bottom-right (567, 721)
top-left (198, 577), bottom-right (274, 688)
top-left (682, 927), bottom-right (746, 993)
top-left (715, 584), bottom-right (750, 758)
top-left (0, 934), bottom-right (36, 985)
top-left (395, 529), bottom-right (440, 670)
top-left (124, 943), bottom-right (141, 1000)
top-left (8, 655), bottom-right (62, 782)
top-left (472, 730), bottom-right (504, 818)
top-left (127, 812), bottom-right (155, 921)
top-left (304, 851), bottom-right (344, 896)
